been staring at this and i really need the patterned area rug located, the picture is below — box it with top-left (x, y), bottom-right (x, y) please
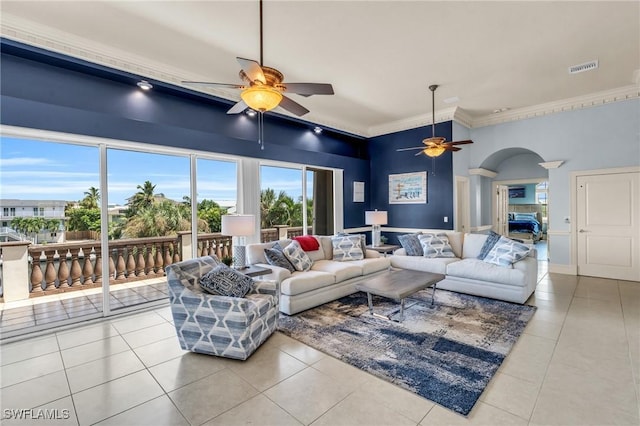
top-left (278, 290), bottom-right (536, 416)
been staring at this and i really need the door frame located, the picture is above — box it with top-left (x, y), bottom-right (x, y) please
top-left (570, 165), bottom-right (640, 273)
top-left (454, 176), bottom-right (470, 233)
top-left (491, 177), bottom-right (548, 235)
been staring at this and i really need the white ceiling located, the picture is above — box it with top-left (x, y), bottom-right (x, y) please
top-left (2, 1), bottom-right (639, 137)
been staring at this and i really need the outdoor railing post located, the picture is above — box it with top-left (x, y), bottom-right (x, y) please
top-left (81, 248), bottom-right (94, 286)
top-left (57, 249), bottom-right (70, 289)
top-left (0, 241), bottom-right (31, 302)
top-left (178, 231), bottom-right (192, 261)
top-left (43, 249), bottom-right (57, 292)
top-left (69, 247), bottom-right (82, 287)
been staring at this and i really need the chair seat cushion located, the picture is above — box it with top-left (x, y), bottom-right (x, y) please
top-left (199, 264), bottom-right (254, 297)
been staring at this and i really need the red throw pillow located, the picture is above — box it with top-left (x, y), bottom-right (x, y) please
top-left (293, 235), bottom-right (320, 251)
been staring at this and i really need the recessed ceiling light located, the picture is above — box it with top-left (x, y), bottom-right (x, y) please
top-left (245, 109), bottom-right (257, 117)
top-left (313, 126), bottom-right (323, 134)
top-left (137, 80), bottom-right (153, 90)
top-left (493, 107), bottom-right (509, 114)
top-left (443, 96), bottom-right (460, 104)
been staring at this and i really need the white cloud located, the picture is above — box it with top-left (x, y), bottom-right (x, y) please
top-left (0, 157), bottom-right (54, 167)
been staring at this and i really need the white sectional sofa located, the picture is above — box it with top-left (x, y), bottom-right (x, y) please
top-left (246, 236), bottom-right (391, 315)
top-left (390, 232), bottom-right (538, 304)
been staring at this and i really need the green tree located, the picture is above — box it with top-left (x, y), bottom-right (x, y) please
top-left (81, 186), bottom-right (100, 209)
top-left (122, 200), bottom-right (208, 238)
top-left (260, 188), bottom-right (296, 228)
top-left (128, 180), bottom-right (157, 216)
top-left (66, 208), bottom-right (101, 232)
top-left (11, 217), bottom-right (46, 243)
top-left (197, 199), bottom-right (227, 232)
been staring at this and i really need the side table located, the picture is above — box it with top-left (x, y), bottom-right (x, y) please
top-left (365, 244), bottom-right (400, 257)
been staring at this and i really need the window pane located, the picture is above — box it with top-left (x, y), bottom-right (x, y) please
top-left (107, 148), bottom-right (190, 312)
top-left (0, 137), bottom-right (101, 336)
top-left (260, 165), bottom-right (303, 241)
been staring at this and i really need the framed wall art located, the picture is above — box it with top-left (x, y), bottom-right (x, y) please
top-left (389, 171), bottom-right (427, 204)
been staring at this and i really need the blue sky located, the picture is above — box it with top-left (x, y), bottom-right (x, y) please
top-left (0, 137), bottom-right (307, 205)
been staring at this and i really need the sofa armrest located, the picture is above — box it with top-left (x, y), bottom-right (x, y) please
top-left (253, 263), bottom-right (292, 283)
top-left (365, 249), bottom-right (381, 258)
top-left (527, 247), bottom-right (538, 259)
top-left (249, 279), bottom-right (279, 297)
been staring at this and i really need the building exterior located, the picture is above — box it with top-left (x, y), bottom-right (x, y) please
top-left (0, 199), bottom-right (67, 243)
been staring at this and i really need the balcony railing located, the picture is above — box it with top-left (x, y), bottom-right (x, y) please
top-left (0, 225), bottom-right (310, 302)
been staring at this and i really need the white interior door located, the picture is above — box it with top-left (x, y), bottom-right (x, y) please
top-left (455, 176), bottom-right (470, 233)
top-left (577, 171), bottom-right (639, 281)
top-left (495, 185), bottom-right (509, 235)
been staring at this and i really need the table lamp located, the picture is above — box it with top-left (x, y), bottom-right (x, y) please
top-left (365, 210), bottom-right (388, 247)
top-left (221, 214), bottom-right (255, 269)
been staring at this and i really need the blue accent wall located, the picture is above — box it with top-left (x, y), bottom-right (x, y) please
top-left (0, 39), bottom-right (455, 232)
top-left (368, 124), bottom-right (455, 242)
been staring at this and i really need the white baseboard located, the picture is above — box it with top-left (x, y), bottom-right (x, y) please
top-left (549, 263), bottom-right (578, 275)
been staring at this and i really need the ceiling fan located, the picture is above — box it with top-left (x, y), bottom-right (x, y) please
top-left (181, 0), bottom-right (334, 149)
top-left (397, 85), bottom-right (473, 158)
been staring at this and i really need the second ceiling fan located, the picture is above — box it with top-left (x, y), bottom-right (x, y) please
top-left (397, 85), bottom-right (473, 158)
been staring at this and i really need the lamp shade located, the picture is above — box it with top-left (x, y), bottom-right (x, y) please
top-left (240, 85), bottom-right (283, 112)
top-left (221, 214), bottom-right (255, 236)
top-left (365, 210), bottom-right (388, 225)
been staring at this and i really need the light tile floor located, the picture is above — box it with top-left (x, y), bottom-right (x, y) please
top-left (1, 269), bottom-right (639, 426)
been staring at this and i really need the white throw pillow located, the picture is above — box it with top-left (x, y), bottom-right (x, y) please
top-left (483, 236), bottom-right (531, 267)
top-left (331, 234), bottom-right (364, 261)
top-left (283, 240), bottom-right (313, 271)
top-left (418, 233), bottom-right (456, 258)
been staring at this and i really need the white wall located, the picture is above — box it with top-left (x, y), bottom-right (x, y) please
top-left (454, 98), bottom-right (640, 268)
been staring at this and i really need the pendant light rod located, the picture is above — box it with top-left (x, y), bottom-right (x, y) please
top-left (429, 84), bottom-right (438, 138)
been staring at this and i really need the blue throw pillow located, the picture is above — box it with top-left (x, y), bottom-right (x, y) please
top-left (477, 231), bottom-right (502, 260)
top-left (483, 236), bottom-right (532, 267)
top-left (199, 263), bottom-right (254, 297)
top-left (264, 247), bottom-right (296, 272)
top-left (398, 233), bottom-right (423, 256)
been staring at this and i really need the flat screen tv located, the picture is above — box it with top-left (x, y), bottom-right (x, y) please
top-left (509, 186), bottom-right (526, 198)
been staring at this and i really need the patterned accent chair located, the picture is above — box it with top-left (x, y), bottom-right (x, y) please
top-left (166, 256), bottom-right (279, 360)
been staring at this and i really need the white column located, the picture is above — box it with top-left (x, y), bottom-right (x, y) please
top-left (1, 241), bottom-right (31, 302)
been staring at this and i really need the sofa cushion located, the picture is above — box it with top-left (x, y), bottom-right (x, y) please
top-left (332, 234), bottom-right (364, 261)
top-left (398, 233), bottom-right (423, 256)
top-left (462, 233), bottom-right (489, 259)
top-left (483, 236), bottom-right (532, 266)
top-left (348, 257), bottom-right (391, 275)
top-left (283, 240), bottom-right (313, 271)
top-left (302, 236), bottom-right (326, 262)
top-left (445, 232), bottom-right (464, 258)
top-left (199, 263), bottom-right (254, 297)
top-left (418, 233), bottom-right (456, 258)
top-left (280, 271), bottom-right (336, 296)
top-left (317, 236), bottom-right (334, 260)
top-left (390, 254), bottom-right (458, 275)
top-left (446, 258), bottom-right (526, 287)
top-left (264, 247), bottom-right (295, 272)
top-left (311, 259), bottom-right (362, 282)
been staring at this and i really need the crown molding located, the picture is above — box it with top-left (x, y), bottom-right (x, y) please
top-left (367, 107), bottom-right (459, 138)
top-left (473, 85), bottom-right (640, 128)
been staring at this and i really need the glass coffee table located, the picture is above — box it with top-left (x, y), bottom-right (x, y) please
top-left (355, 269), bottom-right (444, 322)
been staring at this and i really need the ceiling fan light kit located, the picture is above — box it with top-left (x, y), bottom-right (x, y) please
top-left (240, 85), bottom-right (282, 112)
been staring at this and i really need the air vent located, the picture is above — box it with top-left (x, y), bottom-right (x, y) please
top-left (569, 60), bottom-right (599, 74)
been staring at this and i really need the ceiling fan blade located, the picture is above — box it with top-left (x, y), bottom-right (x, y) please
top-left (182, 81), bottom-right (245, 89)
top-left (444, 146), bottom-right (462, 151)
top-left (237, 57), bottom-right (266, 84)
top-left (415, 151), bottom-right (425, 156)
top-left (444, 139), bottom-right (474, 145)
top-left (396, 147), bottom-right (425, 151)
top-left (283, 83), bottom-right (335, 96)
top-left (278, 95), bottom-right (310, 116)
top-left (227, 100), bottom-right (248, 115)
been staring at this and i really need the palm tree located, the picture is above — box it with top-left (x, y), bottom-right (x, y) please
top-left (81, 186), bottom-right (100, 209)
top-left (128, 180), bottom-right (156, 216)
top-left (260, 188), bottom-right (295, 228)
